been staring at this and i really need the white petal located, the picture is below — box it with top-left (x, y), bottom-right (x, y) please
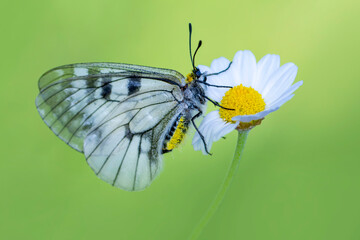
top-left (262, 63), bottom-right (298, 104)
top-left (209, 57), bottom-right (231, 73)
top-left (253, 54), bottom-right (280, 92)
top-left (267, 80), bottom-right (303, 107)
top-left (192, 111), bottom-right (237, 155)
top-left (207, 58), bottom-right (235, 86)
top-left (261, 63), bottom-right (295, 97)
top-left (232, 107), bottom-right (279, 122)
top-left (199, 57), bottom-right (235, 102)
top-left (198, 65), bottom-right (211, 75)
top-left (269, 94), bottom-right (295, 109)
top-left (205, 87), bottom-right (228, 103)
top-left (231, 50), bottom-right (257, 87)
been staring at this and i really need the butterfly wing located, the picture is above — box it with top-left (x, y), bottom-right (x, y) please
top-left (36, 63), bottom-right (185, 191)
top-left (84, 98), bottom-right (183, 191)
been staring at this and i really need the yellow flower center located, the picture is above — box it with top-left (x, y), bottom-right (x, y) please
top-left (219, 84), bottom-right (266, 124)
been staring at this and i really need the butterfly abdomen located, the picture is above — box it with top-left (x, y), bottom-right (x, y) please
top-left (162, 115), bottom-right (189, 153)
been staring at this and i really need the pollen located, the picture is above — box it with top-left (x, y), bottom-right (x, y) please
top-left (186, 73), bottom-right (195, 83)
top-left (166, 117), bottom-right (187, 150)
top-left (219, 84), bottom-right (265, 123)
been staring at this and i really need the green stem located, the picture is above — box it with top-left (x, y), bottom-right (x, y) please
top-left (189, 130), bottom-right (249, 240)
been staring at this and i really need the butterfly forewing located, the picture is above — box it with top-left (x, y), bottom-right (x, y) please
top-left (36, 63), bottom-right (186, 191)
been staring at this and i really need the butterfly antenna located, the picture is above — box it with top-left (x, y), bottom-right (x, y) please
top-left (192, 40), bottom-right (202, 69)
top-left (189, 23), bottom-right (194, 68)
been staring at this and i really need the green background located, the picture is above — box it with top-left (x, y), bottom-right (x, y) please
top-left (1, 0), bottom-right (359, 239)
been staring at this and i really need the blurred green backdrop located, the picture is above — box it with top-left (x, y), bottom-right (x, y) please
top-left (1, 0), bottom-right (359, 239)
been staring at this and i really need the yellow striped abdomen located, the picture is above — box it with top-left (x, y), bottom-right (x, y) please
top-left (162, 116), bottom-right (189, 153)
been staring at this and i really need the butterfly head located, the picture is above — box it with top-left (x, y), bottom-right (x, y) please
top-left (185, 67), bottom-right (202, 84)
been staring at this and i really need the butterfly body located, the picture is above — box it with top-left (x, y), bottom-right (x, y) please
top-left (36, 62), bottom-right (206, 191)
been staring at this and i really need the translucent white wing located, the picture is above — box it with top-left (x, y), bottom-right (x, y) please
top-left (84, 99), bottom-right (183, 191)
top-left (36, 63), bottom-right (185, 191)
top-left (36, 63), bottom-right (184, 151)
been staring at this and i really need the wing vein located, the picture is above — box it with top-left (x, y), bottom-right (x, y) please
top-left (149, 129), bottom-right (154, 180)
top-left (88, 107), bottom-right (140, 161)
top-left (38, 87), bottom-right (80, 108)
top-left (96, 130), bottom-right (133, 175)
top-left (44, 88), bottom-right (96, 120)
top-left (67, 95), bottom-right (122, 144)
top-left (112, 135), bottom-right (134, 186)
top-left (53, 96), bottom-right (102, 134)
top-left (133, 133), bottom-right (143, 190)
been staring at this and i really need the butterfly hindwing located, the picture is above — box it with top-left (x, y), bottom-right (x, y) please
top-left (84, 100), bottom-right (183, 191)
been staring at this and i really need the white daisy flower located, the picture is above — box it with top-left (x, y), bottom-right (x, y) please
top-left (193, 50), bottom-right (303, 154)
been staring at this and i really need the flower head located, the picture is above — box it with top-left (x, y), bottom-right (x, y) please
top-left (193, 50), bottom-right (303, 154)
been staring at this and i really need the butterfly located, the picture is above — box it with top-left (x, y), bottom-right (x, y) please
top-left (35, 24), bottom-right (231, 191)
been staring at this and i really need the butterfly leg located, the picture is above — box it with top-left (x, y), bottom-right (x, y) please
top-left (191, 108), bottom-right (212, 155)
top-left (196, 80), bottom-right (232, 89)
top-left (196, 62), bottom-right (233, 87)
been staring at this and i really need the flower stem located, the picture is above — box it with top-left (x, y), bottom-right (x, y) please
top-left (189, 130), bottom-right (249, 240)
